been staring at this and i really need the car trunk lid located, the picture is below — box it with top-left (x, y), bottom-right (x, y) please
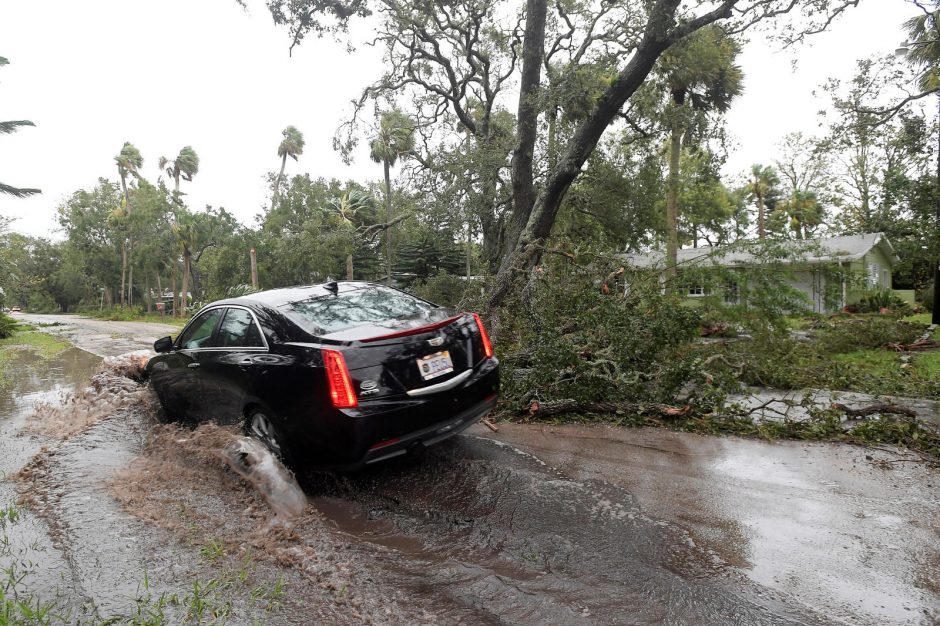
top-left (330, 313), bottom-right (485, 399)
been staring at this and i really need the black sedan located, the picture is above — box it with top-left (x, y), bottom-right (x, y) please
top-left (146, 281), bottom-right (499, 469)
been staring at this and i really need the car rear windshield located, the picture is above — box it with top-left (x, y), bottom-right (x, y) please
top-left (284, 286), bottom-right (434, 335)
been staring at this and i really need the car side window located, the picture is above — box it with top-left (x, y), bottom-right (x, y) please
top-left (177, 309), bottom-right (224, 350)
top-left (217, 308), bottom-right (265, 348)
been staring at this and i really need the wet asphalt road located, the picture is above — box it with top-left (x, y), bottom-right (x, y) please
top-left (1, 313), bottom-right (938, 624)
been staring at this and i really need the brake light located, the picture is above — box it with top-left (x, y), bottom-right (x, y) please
top-left (472, 313), bottom-right (494, 359)
top-left (323, 349), bottom-right (357, 408)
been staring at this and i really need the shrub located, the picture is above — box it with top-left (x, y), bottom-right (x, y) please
top-left (920, 282), bottom-right (934, 313)
top-left (814, 316), bottom-right (923, 353)
top-left (856, 289), bottom-right (913, 317)
top-left (89, 306), bottom-right (144, 321)
top-left (0, 312), bottom-right (17, 339)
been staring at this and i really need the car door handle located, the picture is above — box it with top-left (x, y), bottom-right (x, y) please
top-left (187, 362), bottom-right (200, 369)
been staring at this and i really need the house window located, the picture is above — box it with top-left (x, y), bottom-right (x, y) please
top-left (687, 285), bottom-right (705, 297)
top-left (882, 269), bottom-right (890, 289)
top-left (868, 263), bottom-right (879, 288)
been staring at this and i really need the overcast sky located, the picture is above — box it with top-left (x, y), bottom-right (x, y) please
top-left (0, 0), bottom-right (920, 239)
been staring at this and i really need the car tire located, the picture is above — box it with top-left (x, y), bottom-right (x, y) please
top-left (245, 407), bottom-right (294, 467)
top-left (152, 391), bottom-right (181, 423)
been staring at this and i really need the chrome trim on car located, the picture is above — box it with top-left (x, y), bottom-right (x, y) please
top-left (176, 304), bottom-right (270, 351)
top-left (405, 369), bottom-right (473, 397)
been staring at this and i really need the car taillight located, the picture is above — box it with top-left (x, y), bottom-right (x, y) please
top-left (472, 313), bottom-right (494, 359)
top-left (323, 349), bottom-right (357, 408)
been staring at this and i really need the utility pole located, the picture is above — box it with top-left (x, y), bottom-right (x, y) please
top-left (250, 248), bottom-right (259, 290)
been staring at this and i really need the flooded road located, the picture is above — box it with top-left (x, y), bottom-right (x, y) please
top-left (1, 315), bottom-right (938, 624)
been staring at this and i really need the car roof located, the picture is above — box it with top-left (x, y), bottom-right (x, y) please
top-left (222, 281), bottom-right (376, 309)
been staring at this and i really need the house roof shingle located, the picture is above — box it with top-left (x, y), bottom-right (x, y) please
top-left (620, 233), bottom-right (897, 269)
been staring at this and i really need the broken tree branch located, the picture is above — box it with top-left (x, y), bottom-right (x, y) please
top-left (831, 403), bottom-right (918, 419)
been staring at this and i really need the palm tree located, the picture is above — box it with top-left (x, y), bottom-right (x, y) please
top-left (115, 142), bottom-right (143, 305)
top-left (369, 109), bottom-right (416, 284)
top-left (271, 126), bottom-right (305, 210)
top-left (159, 146), bottom-right (200, 196)
top-left (171, 214), bottom-right (197, 318)
top-left (658, 28), bottom-right (743, 277)
top-left (749, 164), bottom-right (780, 239)
top-left (159, 147), bottom-right (198, 312)
top-left (329, 189), bottom-right (378, 279)
top-left (781, 190), bottom-right (824, 240)
top-left (0, 56), bottom-right (40, 198)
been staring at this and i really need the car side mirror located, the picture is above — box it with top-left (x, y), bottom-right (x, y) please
top-left (154, 336), bottom-right (174, 353)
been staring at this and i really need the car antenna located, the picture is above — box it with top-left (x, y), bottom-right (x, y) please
top-left (325, 280), bottom-right (339, 296)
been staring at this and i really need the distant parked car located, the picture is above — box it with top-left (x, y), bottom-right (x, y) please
top-left (10, 306), bottom-right (21, 313)
top-left (146, 281), bottom-right (499, 469)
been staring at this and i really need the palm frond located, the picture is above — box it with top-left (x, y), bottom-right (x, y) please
top-left (0, 57), bottom-right (8, 66)
top-left (0, 182), bottom-right (41, 198)
top-left (0, 120), bottom-right (35, 135)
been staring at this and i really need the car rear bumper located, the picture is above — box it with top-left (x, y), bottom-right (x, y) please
top-left (292, 357), bottom-right (499, 469)
top-left (361, 393), bottom-right (496, 465)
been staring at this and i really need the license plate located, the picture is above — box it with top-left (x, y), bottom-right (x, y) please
top-left (416, 350), bottom-right (453, 380)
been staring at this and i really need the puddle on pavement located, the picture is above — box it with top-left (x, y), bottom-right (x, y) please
top-left (0, 346), bottom-right (103, 616)
top-left (481, 422), bottom-right (940, 626)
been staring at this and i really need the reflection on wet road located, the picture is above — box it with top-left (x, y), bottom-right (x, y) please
top-left (301, 440), bottom-right (818, 625)
top-left (475, 422), bottom-right (940, 625)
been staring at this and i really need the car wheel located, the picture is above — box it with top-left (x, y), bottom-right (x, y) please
top-left (246, 408), bottom-right (292, 465)
top-left (152, 389), bottom-right (181, 423)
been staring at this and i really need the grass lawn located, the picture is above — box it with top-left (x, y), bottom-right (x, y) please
top-left (830, 348), bottom-right (902, 377)
top-left (902, 313), bottom-right (939, 341)
top-left (913, 350), bottom-right (940, 380)
top-left (78, 309), bottom-right (189, 328)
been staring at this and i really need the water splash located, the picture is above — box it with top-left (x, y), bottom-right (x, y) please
top-left (216, 436), bottom-right (307, 520)
top-left (26, 350), bottom-right (157, 439)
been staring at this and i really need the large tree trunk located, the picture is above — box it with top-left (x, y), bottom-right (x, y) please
top-left (180, 248), bottom-right (191, 318)
top-left (271, 154), bottom-right (287, 211)
top-left (933, 94), bottom-right (940, 324)
top-left (384, 158), bottom-right (393, 285)
top-left (171, 263), bottom-right (178, 317)
top-left (190, 263), bottom-right (202, 302)
top-left (503, 0), bottom-right (547, 263)
top-left (665, 113), bottom-right (682, 279)
top-left (128, 233), bottom-right (135, 307)
top-left (127, 239), bottom-right (134, 307)
top-left (119, 174), bottom-right (128, 307)
top-left (491, 24), bottom-right (678, 308)
top-left (120, 242), bottom-right (127, 307)
top-left (144, 274), bottom-right (151, 313)
top-left (472, 138), bottom-right (504, 272)
top-left (489, 0), bottom-right (736, 310)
